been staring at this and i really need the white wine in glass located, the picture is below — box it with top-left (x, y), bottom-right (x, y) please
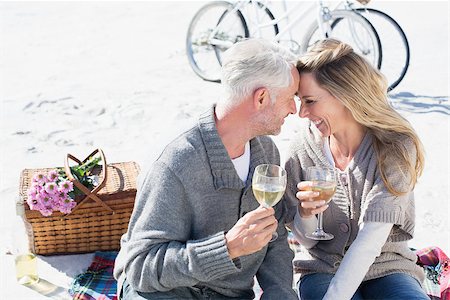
top-left (252, 164), bottom-right (287, 241)
top-left (304, 166), bottom-right (337, 241)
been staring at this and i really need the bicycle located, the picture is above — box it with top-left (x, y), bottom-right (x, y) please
top-left (345, 4), bottom-right (410, 91)
top-left (186, 0), bottom-right (409, 92)
top-left (186, 0), bottom-right (381, 82)
top-left (301, 0), bottom-right (410, 91)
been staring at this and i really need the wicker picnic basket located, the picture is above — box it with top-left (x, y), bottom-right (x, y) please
top-left (17, 149), bottom-right (140, 255)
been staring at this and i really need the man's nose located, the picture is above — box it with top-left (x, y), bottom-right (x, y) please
top-left (290, 99), bottom-right (297, 115)
top-left (298, 104), bottom-right (308, 118)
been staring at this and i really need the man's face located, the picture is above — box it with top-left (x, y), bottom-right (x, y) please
top-left (261, 67), bottom-right (299, 135)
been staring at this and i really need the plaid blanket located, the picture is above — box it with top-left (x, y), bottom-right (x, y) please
top-left (70, 245), bottom-right (450, 300)
top-left (416, 246), bottom-right (450, 300)
top-left (69, 251), bottom-right (118, 300)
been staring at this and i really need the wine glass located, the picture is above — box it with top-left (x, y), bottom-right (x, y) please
top-left (304, 166), bottom-right (336, 241)
top-left (252, 164), bottom-right (287, 241)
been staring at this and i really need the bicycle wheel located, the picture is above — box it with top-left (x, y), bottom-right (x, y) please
top-left (354, 8), bottom-right (410, 91)
top-left (302, 9), bottom-right (381, 71)
top-left (213, 1), bottom-right (280, 69)
top-left (237, 1), bottom-right (279, 39)
top-left (186, 1), bottom-right (249, 82)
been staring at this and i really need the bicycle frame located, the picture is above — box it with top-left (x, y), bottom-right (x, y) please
top-left (260, 0), bottom-right (374, 57)
top-left (208, 0), bottom-right (343, 51)
top-left (245, 0), bottom-right (315, 42)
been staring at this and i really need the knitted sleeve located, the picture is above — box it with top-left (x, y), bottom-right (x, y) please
top-left (360, 138), bottom-right (416, 241)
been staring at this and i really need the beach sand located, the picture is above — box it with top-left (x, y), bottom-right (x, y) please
top-left (0, 1), bottom-right (448, 299)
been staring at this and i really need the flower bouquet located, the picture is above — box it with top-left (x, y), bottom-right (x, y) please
top-left (26, 155), bottom-right (101, 216)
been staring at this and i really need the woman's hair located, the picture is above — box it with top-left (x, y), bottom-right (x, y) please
top-left (221, 38), bottom-right (297, 104)
top-left (297, 39), bottom-right (424, 196)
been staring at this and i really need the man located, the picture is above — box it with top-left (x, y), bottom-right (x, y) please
top-left (114, 38), bottom-right (300, 299)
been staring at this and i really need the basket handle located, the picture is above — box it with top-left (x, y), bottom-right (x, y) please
top-left (64, 148), bottom-right (114, 214)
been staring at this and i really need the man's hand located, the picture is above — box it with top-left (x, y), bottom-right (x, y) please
top-left (225, 206), bottom-right (277, 259)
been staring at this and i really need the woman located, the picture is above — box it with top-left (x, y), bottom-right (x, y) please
top-left (284, 39), bottom-right (428, 299)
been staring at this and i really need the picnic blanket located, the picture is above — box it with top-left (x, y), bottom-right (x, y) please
top-left (416, 246), bottom-right (450, 300)
top-left (70, 245), bottom-right (449, 300)
top-left (69, 251), bottom-right (118, 300)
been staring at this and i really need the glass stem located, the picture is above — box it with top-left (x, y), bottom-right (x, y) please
top-left (317, 212), bottom-right (324, 231)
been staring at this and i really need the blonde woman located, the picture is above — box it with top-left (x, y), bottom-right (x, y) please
top-left (285, 39), bottom-right (428, 299)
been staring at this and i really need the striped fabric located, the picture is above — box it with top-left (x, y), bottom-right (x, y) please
top-left (70, 251), bottom-right (118, 300)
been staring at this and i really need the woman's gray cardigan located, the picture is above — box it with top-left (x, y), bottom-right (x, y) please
top-left (284, 120), bottom-right (424, 283)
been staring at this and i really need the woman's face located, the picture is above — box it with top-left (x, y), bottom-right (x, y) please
top-left (297, 72), bottom-right (350, 137)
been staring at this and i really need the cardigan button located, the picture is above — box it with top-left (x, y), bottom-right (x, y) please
top-left (339, 223), bottom-right (349, 233)
top-left (340, 174), bottom-right (348, 186)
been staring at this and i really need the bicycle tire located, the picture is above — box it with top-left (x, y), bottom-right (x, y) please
top-left (302, 9), bottom-right (382, 72)
top-left (256, 1), bottom-right (279, 36)
top-left (353, 8), bottom-right (410, 92)
top-left (212, 1), bottom-right (280, 78)
top-left (238, 1), bottom-right (279, 37)
top-left (186, 1), bottom-right (249, 82)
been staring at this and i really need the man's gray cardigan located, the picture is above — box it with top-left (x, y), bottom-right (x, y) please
top-left (114, 107), bottom-right (297, 299)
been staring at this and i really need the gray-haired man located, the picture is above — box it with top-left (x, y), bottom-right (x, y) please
top-left (114, 38), bottom-right (299, 299)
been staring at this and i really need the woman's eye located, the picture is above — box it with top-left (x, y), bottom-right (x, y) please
top-left (305, 99), bottom-right (315, 104)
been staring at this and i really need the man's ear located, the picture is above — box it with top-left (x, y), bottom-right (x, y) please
top-left (253, 87), bottom-right (270, 109)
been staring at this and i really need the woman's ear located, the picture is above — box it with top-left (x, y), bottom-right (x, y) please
top-left (253, 87), bottom-right (270, 109)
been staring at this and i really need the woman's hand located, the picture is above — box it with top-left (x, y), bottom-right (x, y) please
top-left (296, 181), bottom-right (329, 218)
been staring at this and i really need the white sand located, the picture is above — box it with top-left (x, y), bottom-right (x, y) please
top-left (0, 1), bottom-right (448, 299)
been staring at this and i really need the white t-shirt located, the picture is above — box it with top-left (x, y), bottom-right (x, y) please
top-left (231, 141), bottom-right (250, 183)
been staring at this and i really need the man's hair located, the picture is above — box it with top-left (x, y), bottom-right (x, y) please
top-left (221, 38), bottom-right (297, 104)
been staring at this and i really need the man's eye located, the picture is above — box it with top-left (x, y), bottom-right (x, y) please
top-left (305, 99), bottom-right (315, 104)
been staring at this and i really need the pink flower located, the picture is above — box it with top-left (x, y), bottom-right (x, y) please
top-left (58, 198), bottom-right (76, 214)
top-left (27, 185), bottom-right (39, 199)
top-left (31, 182), bottom-right (40, 188)
top-left (32, 172), bottom-right (48, 184)
top-left (58, 180), bottom-right (73, 193)
top-left (39, 207), bottom-right (53, 217)
top-left (44, 182), bottom-right (58, 194)
top-left (56, 192), bottom-right (68, 202)
top-left (47, 169), bottom-right (59, 182)
top-left (37, 190), bottom-right (53, 205)
top-left (26, 197), bottom-right (40, 210)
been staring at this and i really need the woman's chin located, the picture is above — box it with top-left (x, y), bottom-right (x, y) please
top-left (312, 122), bottom-right (329, 137)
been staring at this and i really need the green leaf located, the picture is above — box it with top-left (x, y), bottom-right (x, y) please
top-left (53, 153), bottom-right (102, 200)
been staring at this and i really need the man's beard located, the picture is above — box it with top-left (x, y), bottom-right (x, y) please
top-left (254, 108), bottom-right (281, 136)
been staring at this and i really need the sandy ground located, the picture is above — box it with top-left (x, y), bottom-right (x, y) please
top-left (0, 1), bottom-right (449, 299)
